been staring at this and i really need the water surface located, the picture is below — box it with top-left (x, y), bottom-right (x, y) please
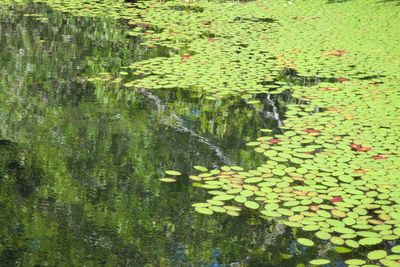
top-left (0, 4), bottom-right (308, 266)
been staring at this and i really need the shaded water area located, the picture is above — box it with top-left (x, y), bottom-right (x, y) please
top-left (0, 3), bottom-right (305, 266)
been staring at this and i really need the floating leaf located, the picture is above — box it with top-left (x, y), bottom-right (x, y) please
top-left (214, 194), bottom-right (235, 201)
top-left (209, 206), bottom-right (226, 213)
top-left (309, 259), bottom-right (330, 265)
top-left (159, 178), bottom-right (176, 183)
top-left (359, 237), bottom-right (383, 246)
top-left (244, 201), bottom-right (260, 210)
top-left (165, 170), bottom-right (181, 176)
top-left (315, 231), bottom-right (331, 240)
top-left (344, 259), bottom-right (366, 265)
top-left (392, 245), bottom-right (400, 254)
top-left (227, 210), bottom-right (240, 217)
top-left (297, 238), bottom-right (314, 247)
top-left (367, 250), bottom-right (388, 260)
top-left (336, 246), bottom-right (352, 253)
top-left (195, 207), bottom-right (213, 215)
top-left (194, 166), bottom-right (208, 172)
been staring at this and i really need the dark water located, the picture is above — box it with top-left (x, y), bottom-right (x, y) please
top-left (0, 3), bottom-right (347, 267)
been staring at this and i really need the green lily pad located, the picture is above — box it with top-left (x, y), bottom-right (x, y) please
top-left (336, 246), bottom-right (352, 253)
top-left (315, 231), bottom-right (331, 240)
top-left (367, 250), bottom-right (388, 260)
top-left (195, 207), bottom-right (213, 215)
top-left (214, 194), bottom-right (235, 201)
top-left (244, 201), bottom-right (260, 210)
top-left (344, 259), bottom-right (366, 265)
top-left (309, 259), bottom-right (330, 265)
top-left (297, 238), bottom-right (314, 247)
top-left (165, 170), bottom-right (181, 176)
top-left (392, 245), bottom-right (400, 254)
top-left (359, 237), bottom-right (383, 246)
top-left (194, 166), bottom-right (208, 172)
top-left (159, 178), bottom-right (176, 182)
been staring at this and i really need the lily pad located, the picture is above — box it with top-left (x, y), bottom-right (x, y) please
top-left (244, 201), bottom-right (260, 210)
top-left (309, 259), bottom-right (330, 265)
top-left (297, 238), bottom-right (314, 247)
top-left (367, 250), bottom-right (388, 260)
top-left (165, 170), bottom-right (181, 176)
top-left (159, 178), bottom-right (176, 183)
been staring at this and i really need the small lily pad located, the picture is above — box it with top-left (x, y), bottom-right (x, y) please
top-left (344, 259), bottom-right (366, 265)
top-left (244, 201), bottom-right (260, 209)
top-left (309, 259), bottom-right (330, 265)
top-left (159, 178), bottom-right (176, 182)
top-left (195, 207), bottom-right (213, 215)
top-left (297, 238), bottom-right (314, 247)
top-left (392, 245), bottom-right (400, 254)
top-left (359, 237), bottom-right (383, 246)
top-left (194, 166), bottom-right (208, 172)
top-left (165, 170), bottom-right (181, 176)
top-left (367, 250), bottom-right (388, 260)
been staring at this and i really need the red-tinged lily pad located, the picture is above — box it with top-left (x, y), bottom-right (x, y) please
top-left (330, 196), bottom-right (343, 203)
top-left (320, 87), bottom-right (341, 92)
top-left (336, 77), bottom-right (350, 82)
top-left (304, 129), bottom-right (321, 133)
top-left (292, 190), bottom-right (308, 196)
top-left (325, 49), bottom-right (349, 56)
top-left (350, 143), bottom-right (371, 152)
top-left (268, 138), bottom-right (281, 144)
top-left (180, 54), bottom-right (192, 62)
top-left (358, 147), bottom-right (371, 152)
top-left (353, 169), bottom-right (369, 174)
top-left (304, 150), bottom-right (317, 155)
top-left (310, 205), bottom-right (320, 211)
top-left (208, 37), bottom-right (219, 42)
top-left (372, 154), bottom-right (388, 160)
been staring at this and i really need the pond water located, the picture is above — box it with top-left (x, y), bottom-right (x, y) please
top-left (1, 1), bottom-right (400, 267)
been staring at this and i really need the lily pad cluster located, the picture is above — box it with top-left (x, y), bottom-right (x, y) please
top-left (119, 0), bottom-right (287, 97)
top-left (109, 0), bottom-right (400, 265)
